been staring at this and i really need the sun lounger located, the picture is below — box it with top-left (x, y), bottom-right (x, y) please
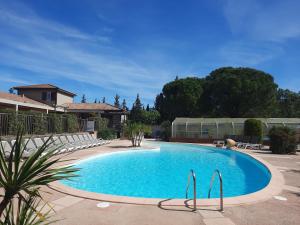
top-left (87, 133), bottom-right (109, 145)
top-left (1, 140), bottom-right (12, 158)
top-left (78, 134), bottom-right (97, 147)
top-left (83, 134), bottom-right (102, 146)
top-left (59, 135), bottom-right (81, 151)
top-left (72, 134), bottom-right (92, 148)
top-left (65, 135), bottom-right (87, 149)
top-left (50, 136), bottom-right (70, 153)
top-left (17, 138), bottom-right (37, 157)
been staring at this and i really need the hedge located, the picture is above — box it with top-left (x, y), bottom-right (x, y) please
top-left (269, 126), bottom-right (296, 154)
top-left (244, 119), bottom-right (263, 143)
top-left (0, 109), bottom-right (80, 135)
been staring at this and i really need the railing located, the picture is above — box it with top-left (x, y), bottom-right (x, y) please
top-left (0, 112), bottom-right (86, 136)
top-left (208, 169), bottom-right (223, 211)
top-left (185, 169), bottom-right (197, 211)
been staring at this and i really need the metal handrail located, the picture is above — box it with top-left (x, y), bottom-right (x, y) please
top-left (185, 169), bottom-right (197, 211)
top-left (208, 169), bottom-right (223, 211)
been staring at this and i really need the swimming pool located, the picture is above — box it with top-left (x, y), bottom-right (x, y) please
top-left (61, 142), bottom-right (271, 199)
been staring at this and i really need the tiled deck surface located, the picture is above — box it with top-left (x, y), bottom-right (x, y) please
top-left (39, 140), bottom-right (300, 225)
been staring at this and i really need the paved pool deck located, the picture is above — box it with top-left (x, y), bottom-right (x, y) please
top-left (39, 140), bottom-right (300, 225)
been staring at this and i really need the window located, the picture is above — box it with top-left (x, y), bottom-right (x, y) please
top-left (41, 92), bottom-right (47, 101)
top-left (41, 92), bottom-right (53, 101)
top-left (46, 92), bottom-right (51, 101)
top-left (51, 92), bottom-right (57, 101)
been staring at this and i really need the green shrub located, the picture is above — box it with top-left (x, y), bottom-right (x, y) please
top-left (244, 119), bottom-right (263, 143)
top-left (269, 126), bottom-right (296, 154)
top-left (66, 114), bottom-right (79, 133)
top-left (98, 128), bottom-right (116, 140)
top-left (94, 117), bottom-right (109, 131)
top-left (32, 114), bottom-right (48, 134)
top-left (123, 122), bottom-right (151, 146)
top-left (160, 120), bottom-right (172, 141)
top-left (48, 113), bottom-right (63, 134)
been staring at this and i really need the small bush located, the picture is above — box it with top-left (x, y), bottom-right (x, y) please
top-left (94, 117), bottom-right (109, 131)
top-left (98, 128), bottom-right (116, 140)
top-left (244, 119), bottom-right (263, 143)
top-left (48, 113), bottom-right (63, 134)
top-left (66, 114), bottom-right (79, 133)
top-left (160, 120), bottom-right (171, 141)
top-left (269, 126), bottom-right (296, 154)
top-left (32, 113), bottom-right (48, 134)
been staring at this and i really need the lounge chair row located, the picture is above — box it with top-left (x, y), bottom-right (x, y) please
top-left (1, 133), bottom-right (110, 158)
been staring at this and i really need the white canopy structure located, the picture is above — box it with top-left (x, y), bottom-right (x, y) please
top-left (172, 118), bottom-right (300, 140)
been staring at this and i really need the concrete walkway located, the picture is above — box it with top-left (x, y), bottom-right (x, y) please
top-left (39, 140), bottom-right (300, 225)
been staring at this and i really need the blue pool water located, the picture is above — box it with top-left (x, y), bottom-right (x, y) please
top-left (62, 142), bottom-right (271, 199)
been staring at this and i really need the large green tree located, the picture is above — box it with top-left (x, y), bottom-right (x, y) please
top-left (114, 94), bottom-right (120, 108)
top-left (200, 67), bottom-right (278, 117)
top-left (155, 77), bottom-right (204, 121)
top-left (130, 94), bottom-right (143, 122)
top-left (276, 89), bottom-right (300, 117)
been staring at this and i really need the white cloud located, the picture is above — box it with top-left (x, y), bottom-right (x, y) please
top-left (0, 74), bottom-right (31, 85)
top-left (223, 0), bottom-right (300, 42)
top-left (218, 41), bottom-right (284, 66)
top-left (0, 2), bottom-right (171, 101)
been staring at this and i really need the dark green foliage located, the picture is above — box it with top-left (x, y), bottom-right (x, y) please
top-left (31, 113), bottom-right (48, 135)
top-left (269, 126), bottom-right (296, 154)
top-left (155, 77), bottom-right (203, 121)
top-left (130, 94), bottom-right (144, 122)
top-left (94, 117), bottom-right (115, 139)
top-left (123, 122), bottom-right (151, 146)
top-left (66, 114), bottom-right (79, 133)
top-left (200, 67), bottom-right (278, 117)
top-left (114, 94), bottom-right (120, 108)
top-left (48, 113), bottom-right (63, 134)
top-left (81, 94), bottom-right (87, 103)
top-left (141, 110), bottom-right (160, 125)
top-left (155, 67), bottom-right (291, 120)
top-left (122, 99), bottom-right (127, 110)
top-left (94, 117), bottom-right (109, 132)
top-left (102, 97), bottom-right (106, 103)
top-left (276, 89), bottom-right (300, 117)
top-left (160, 120), bottom-right (172, 141)
top-left (0, 129), bottom-right (78, 218)
top-left (244, 119), bottom-right (263, 143)
top-left (97, 128), bottom-right (116, 140)
top-left (1, 195), bottom-right (54, 225)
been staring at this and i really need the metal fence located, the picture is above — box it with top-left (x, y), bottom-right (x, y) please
top-left (0, 113), bottom-right (85, 136)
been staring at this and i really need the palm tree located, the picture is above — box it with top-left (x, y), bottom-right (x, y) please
top-left (0, 130), bottom-right (78, 217)
top-left (1, 195), bottom-right (54, 225)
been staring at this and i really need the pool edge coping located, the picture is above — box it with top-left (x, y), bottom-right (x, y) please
top-left (49, 144), bottom-right (285, 208)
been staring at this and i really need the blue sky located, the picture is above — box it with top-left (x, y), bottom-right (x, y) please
top-left (0, 0), bottom-right (299, 107)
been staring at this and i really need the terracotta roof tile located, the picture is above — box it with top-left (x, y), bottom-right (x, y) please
top-left (63, 103), bottom-right (122, 111)
top-left (13, 84), bottom-right (76, 96)
top-left (0, 91), bottom-right (50, 107)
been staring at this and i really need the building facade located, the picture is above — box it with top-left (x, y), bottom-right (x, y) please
top-left (0, 84), bottom-right (127, 132)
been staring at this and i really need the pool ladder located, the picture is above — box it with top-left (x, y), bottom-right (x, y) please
top-left (185, 169), bottom-right (197, 211)
top-left (185, 169), bottom-right (223, 211)
top-left (208, 169), bottom-right (223, 212)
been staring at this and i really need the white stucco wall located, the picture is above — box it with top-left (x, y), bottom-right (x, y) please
top-left (56, 92), bottom-right (73, 105)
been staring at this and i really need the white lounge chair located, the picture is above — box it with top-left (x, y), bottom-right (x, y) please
top-left (65, 135), bottom-right (87, 149)
top-left (72, 134), bottom-right (92, 148)
top-left (59, 136), bottom-right (80, 151)
top-left (1, 140), bottom-right (12, 158)
top-left (78, 134), bottom-right (97, 147)
top-left (83, 134), bottom-right (101, 146)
